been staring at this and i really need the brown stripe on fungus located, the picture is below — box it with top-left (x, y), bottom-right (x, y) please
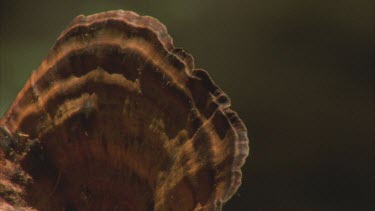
top-left (0, 10), bottom-right (249, 211)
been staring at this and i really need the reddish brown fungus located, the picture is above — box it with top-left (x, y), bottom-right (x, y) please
top-left (0, 10), bottom-right (249, 211)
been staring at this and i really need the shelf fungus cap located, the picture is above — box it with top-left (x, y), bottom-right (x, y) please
top-left (0, 10), bottom-right (249, 211)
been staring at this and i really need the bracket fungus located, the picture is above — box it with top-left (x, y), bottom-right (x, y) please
top-left (0, 10), bottom-right (249, 211)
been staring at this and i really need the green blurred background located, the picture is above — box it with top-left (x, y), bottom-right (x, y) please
top-left (0, 1), bottom-right (373, 210)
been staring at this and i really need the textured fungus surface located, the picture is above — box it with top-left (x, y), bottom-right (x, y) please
top-left (0, 10), bottom-right (249, 211)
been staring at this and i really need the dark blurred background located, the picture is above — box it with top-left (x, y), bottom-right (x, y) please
top-left (0, 1), bottom-right (373, 210)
